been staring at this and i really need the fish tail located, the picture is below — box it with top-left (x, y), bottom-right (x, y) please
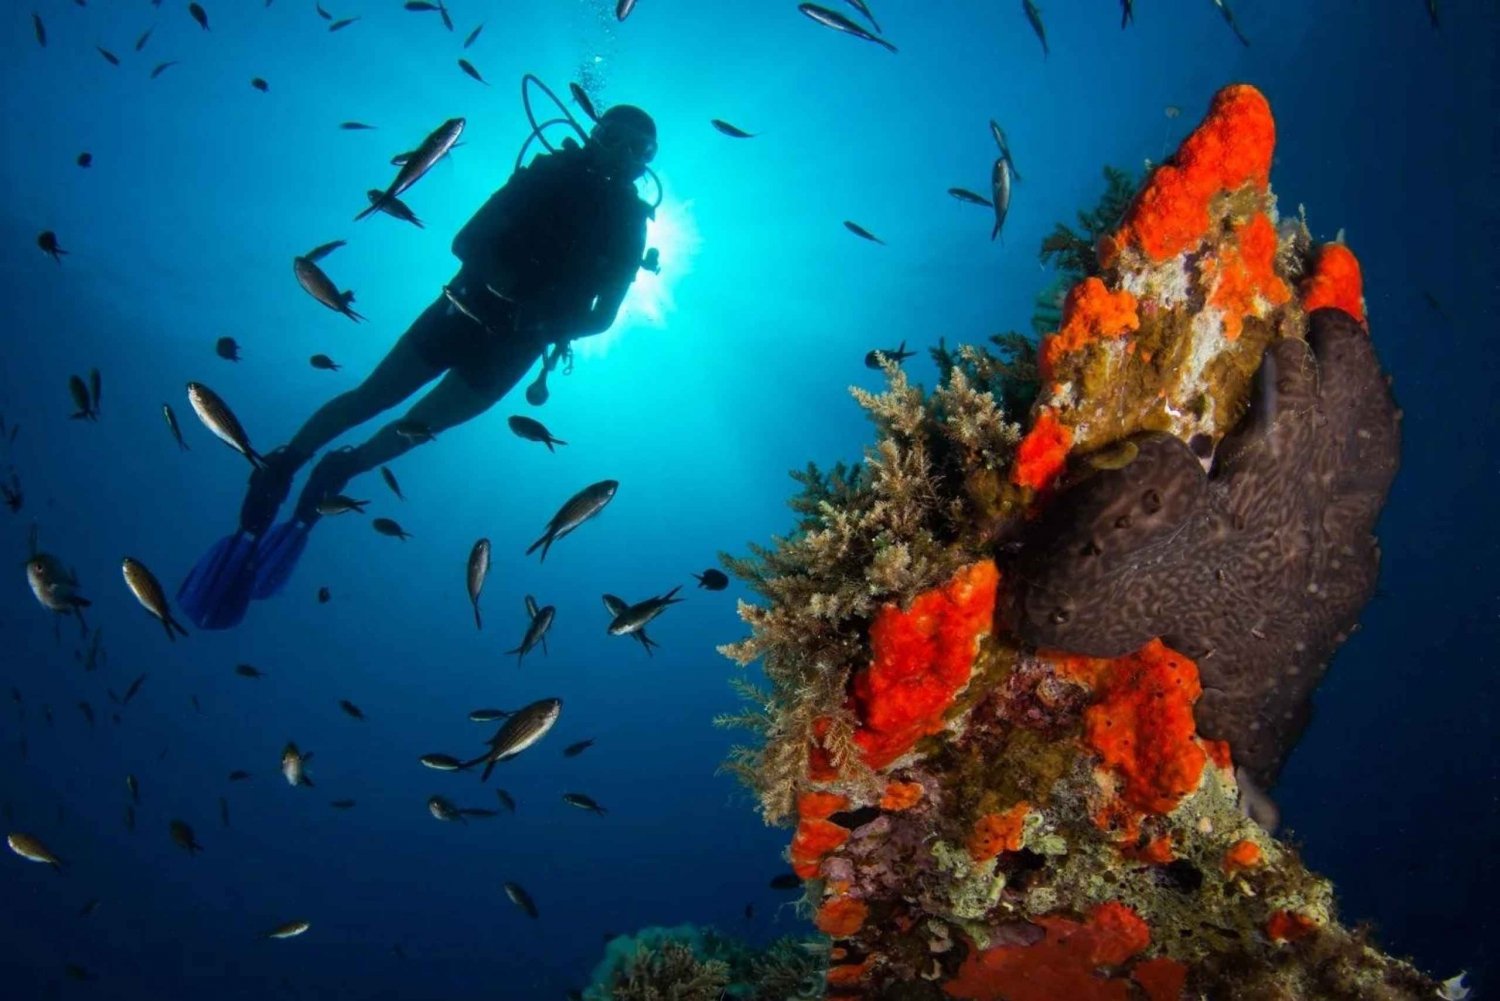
top-left (525, 531), bottom-right (551, 560)
top-left (162, 615), bottom-right (188, 641)
top-left (473, 604), bottom-right (482, 631)
top-left (246, 447), bottom-right (267, 470)
top-left (353, 199), bottom-right (383, 222)
top-left (481, 759), bottom-right (497, 782)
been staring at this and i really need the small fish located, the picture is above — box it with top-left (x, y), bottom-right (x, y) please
top-left (219, 796), bottom-right (229, 828)
top-left (507, 415), bottom-right (567, 451)
top-left (69, 375), bottom-right (96, 420)
top-left (188, 3), bottom-right (209, 31)
top-left (340, 121), bottom-right (376, 130)
top-left (135, 26), bottom-right (153, 51)
top-left (79, 898), bottom-right (101, 918)
top-left (1022, 0), bottom-right (1048, 56)
top-left (315, 495), bottom-right (368, 516)
top-left (122, 558), bottom-right (188, 641)
top-left (419, 753), bottom-right (466, 771)
top-left (215, 336), bottom-right (241, 361)
top-left (769, 873), bottom-right (802, 890)
top-left (393, 419), bottom-right (436, 444)
top-left (264, 919), bottom-right (310, 940)
top-left (124, 774), bottom-right (141, 805)
top-left (281, 742), bottom-right (314, 787)
top-left (1, 475), bottom-right (23, 514)
top-left (497, 884), bottom-right (542, 929)
top-left (315, 0), bottom-right (331, 19)
top-left (438, 0), bottom-right (452, 29)
top-left (1426, 0), bottom-right (1439, 29)
top-left (602, 594), bottom-right (660, 655)
top-left (463, 698), bottom-right (563, 780)
top-left (250, 77), bottom-right (269, 92)
top-left (373, 517), bottom-right (410, 540)
top-left (234, 664), bottom-right (265, 679)
top-left (380, 466), bottom-right (403, 500)
top-left (988, 120), bottom-right (1023, 182)
top-left (76, 152), bottom-right (92, 168)
top-left (365, 189), bottom-right (423, 228)
top-left (607, 586), bottom-right (682, 637)
top-left (304, 238), bottom-right (346, 262)
top-left (467, 538), bottom-right (490, 629)
top-left (339, 699), bottom-right (364, 721)
top-left (162, 404), bottom-right (189, 450)
top-left (562, 792), bottom-right (607, 815)
top-left (711, 120), bottom-right (756, 139)
top-left (187, 382), bottom-right (265, 467)
top-left (562, 739), bottom-right (594, 758)
top-left (843, 220), bottom-right (884, 244)
top-left (192, 695), bottom-right (203, 714)
top-left (569, 82), bottom-right (598, 122)
top-left (330, 799), bottom-right (356, 809)
top-left (1210, 0), bottom-right (1250, 46)
top-left (463, 22), bottom-right (482, 48)
top-left (37, 231), bottom-right (67, 263)
top-left (528, 480), bottom-right (618, 562)
top-left (27, 553), bottom-right (90, 630)
top-left (864, 341), bottom-right (915, 369)
top-left (495, 789), bottom-right (516, 812)
top-left (1438, 971), bottom-right (1470, 1001)
top-left (97, 46), bottom-right (120, 66)
top-left (123, 674), bottom-right (146, 704)
top-left (293, 257), bottom-right (363, 321)
top-left (616, 0), bottom-right (637, 20)
top-left (948, 187), bottom-right (993, 207)
top-left (798, 3), bottom-right (896, 52)
top-left (1120, 0), bottom-right (1133, 27)
top-left (310, 354), bottom-right (340, 371)
top-left (317, 586), bottom-right (331, 603)
top-left (150, 61), bottom-right (178, 80)
top-left (358, 117), bottom-right (464, 222)
top-left (228, 770), bottom-right (251, 781)
top-left (169, 819), bottom-right (203, 854)
top-left (457, 59), bottom-right (486, 85)
top-left (32, 13), bottom-right (45, 47)
top-left (468, 708), bottom-right (512, 723)
top-left (328, 16), bottom-right (357, 31)
top-left (426, 795), bottom-right (490, 822)
top-left (78, 701), bottom-right (95, 726)
top-left (7, 832), bottom-right (63, 869)
top-left (693, 569), bottom-right (728, 591)
top-left (991, 156), bottom-right (1012, 242)
top-left (506, 598), bottom-right (555, 665)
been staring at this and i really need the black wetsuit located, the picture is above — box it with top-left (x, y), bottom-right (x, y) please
top-left (408, 144), bottom-right (652, 394)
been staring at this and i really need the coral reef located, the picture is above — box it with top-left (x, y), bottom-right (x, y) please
top-left (582, 926), bottom-right (825, 1001)
top-left (719, 84), bottom-right (1433, 999)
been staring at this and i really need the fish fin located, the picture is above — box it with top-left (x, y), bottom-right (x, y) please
top-left (540, 635), bottom-right (548, 656)
top-left (473, 603), bottom-right (482, 630)
top-left (662, 585), bottom-right (683, 602)
top-left (525, 531), bottom-right (551, 560)
top-left (481, 759), bottom-right (497, 782)
top-left (163, 615), bottom-right (188, 641)
top-left (302, 775), bottom-right (315, 788)
top-left (354, 199), bottom-right (383, 222)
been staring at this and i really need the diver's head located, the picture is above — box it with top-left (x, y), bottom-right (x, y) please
top-left (588, 105), bottom-right (657, 180)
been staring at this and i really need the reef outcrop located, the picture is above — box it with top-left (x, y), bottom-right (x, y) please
top-left (720, 84), bottom-right (1431, 999)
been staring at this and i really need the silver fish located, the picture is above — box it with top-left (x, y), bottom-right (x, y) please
top-left (988, 119), bottom-right (1023, 182)
top-left (506, 415), bottom-right (566, 452)
top-left (607, 586), bottom-right (683, 637)
top-left (468, 708), bottom-right (512, 723)
top-left (357, 117), bottom-right (464, 221)
top-left (504, 881), bottom-right (538, 918)
top-left (562, 792), bottom-right (607, 815)
top-left (506, 600), bottom-right (554, 665)
top-left (281, 743), bottom-right (314, 787)
top-left (162, 403), bottom-right (189, 450)
top-left (948, 187), bottom-right (992, 207)
top-left (7, 832), bottom-right (62, 868)
top-left (187, 382), bottom-right (264, 467)
top-left (842, 0), bottom-right (881, 31)
top-left (467, 539), bottom-right (490, 629)
top-left (315, 495), bottom-right (368, 516)
top-left (602, 594), bottom-right (659, 655)
top-left (991, 156), bottom-right (1012, 242)
top-left (293, 257), bottom-right (363, 321)
top-left (264, 919), bottom-right (310, 940)
top-left (527, 480), bottom-right (618, 561)
top-left (1022, 0), bottom-right (1049, 57)
top-left (27, 554), bottom-right (90, 629)
top-left (419, 753), bottom-right (466, 771)
top-left (365, 189), bottom-right (423, 228)
top-left (123, 558), bottom-right (187, 641)
top-left (463, 698), bottom-right (562, 780)
top-left (798, 3), bottom-right (896, 52)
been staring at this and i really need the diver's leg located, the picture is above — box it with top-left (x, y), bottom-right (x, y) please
top-left (239, 299), bottom-right (453, 535)
top-left (291, 343), bottom-right (540, 523)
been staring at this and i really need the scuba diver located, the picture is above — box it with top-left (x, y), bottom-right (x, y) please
top-left (179, 103), bottom-right (659, 629)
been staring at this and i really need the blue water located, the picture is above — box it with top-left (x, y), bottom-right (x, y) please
top-left (1, 0), bottom-right (1494, 996)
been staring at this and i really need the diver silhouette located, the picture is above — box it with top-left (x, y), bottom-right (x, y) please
top-left (179, 105), bottom-right (658, 629)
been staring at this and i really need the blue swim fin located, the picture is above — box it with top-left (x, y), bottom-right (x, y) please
top-left (251, 521), bottom-right (311, 599)
top-left (177, 531), bottom-right (260, 631)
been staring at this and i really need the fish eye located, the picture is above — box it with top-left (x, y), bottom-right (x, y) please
top-left (1114, 514), bottom-right (1132, 529)
top-left (1049, 608), bottom-right (1071, 626)
top-left (1079, 541), bottom-right (1102, 557)
top-left (1141, 489), bottom-right (1163, 514)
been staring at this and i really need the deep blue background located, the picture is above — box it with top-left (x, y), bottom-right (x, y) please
top-left (0, 0), bottom-right (1493, 997)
